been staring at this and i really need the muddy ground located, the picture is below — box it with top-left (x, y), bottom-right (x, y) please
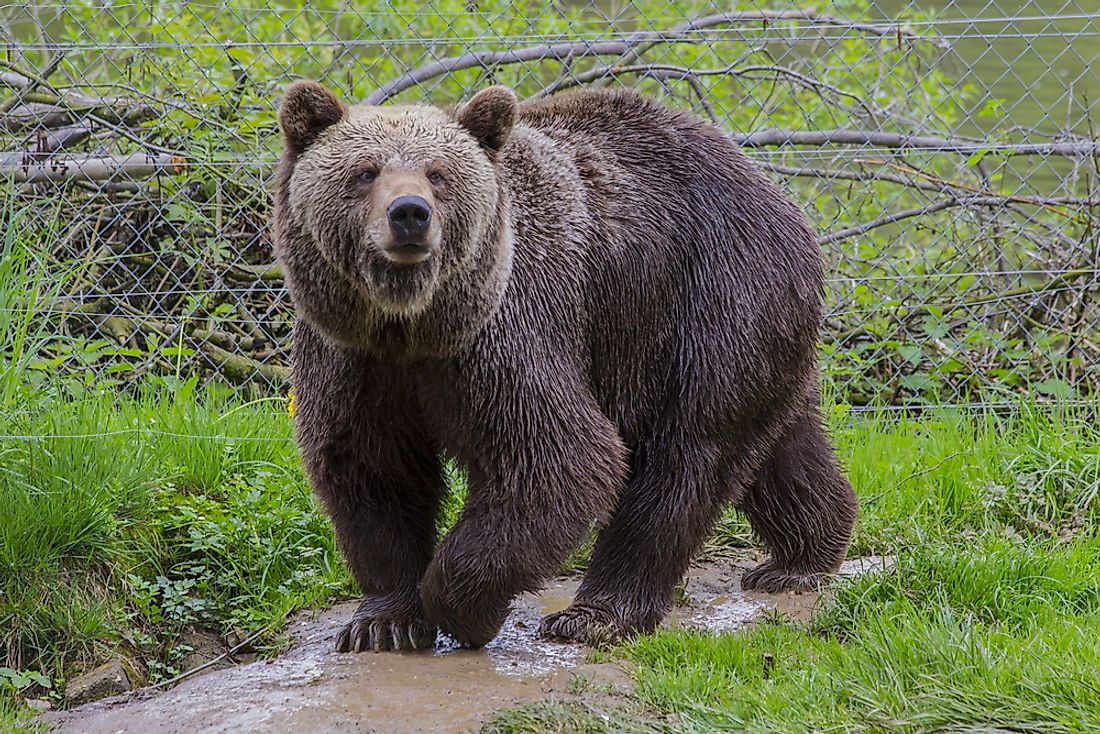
top-left (42, 556), bottom-right (889, 734)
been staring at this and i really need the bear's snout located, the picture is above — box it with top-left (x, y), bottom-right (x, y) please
top-left (385, 195), bottom-right (434, 264)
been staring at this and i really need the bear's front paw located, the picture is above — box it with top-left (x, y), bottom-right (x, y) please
top-left (335, 596), bottom-right (437, 653)
top-left (420, 552), bottom-right (510, 648)
top-left (539, 603), bottom-right (624, 647)
top-left (740, 561), bottom-right (829, 594)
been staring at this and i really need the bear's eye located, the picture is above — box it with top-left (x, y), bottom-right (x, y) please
top-left (357, 169), bottom-right (378, 184)
top-left (428, 171), bottom-right (445, 186)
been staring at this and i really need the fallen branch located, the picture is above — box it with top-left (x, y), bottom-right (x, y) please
top-left (149, 628), bottom-right (268, 691)
top-left (532, 62), bottom-right (876, 121)
top-left (607, 9), bottom-right (928, 72)
top-left (819, 196), bottom-right (1006, 245)
top-left (0, 62), bottom-right (155, 125)
top-left (735, 128), bottom-right (1100, 157)
top-left (762, 161), bottom-right (1100, 208)
top-left (760, 160), bottom-right (951, 193)
top-left (197, 339), bottom-right (289, 384)
top-left (34, 122), bottom-right (95, 153)
top-left (225, 261), bottom-right (285, 283)
top-left (859, 158), bottom-right (1089, 221)
top-left (111, 307), bottom-right (290, 384)
top-left (0, 153), bottom-right (187, 183)
top-left (1, 103), bottom-right (73, 132)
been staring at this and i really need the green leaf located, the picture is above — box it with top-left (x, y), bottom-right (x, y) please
top-left (897, 345), bottom-right (923, 365)
top-left (1034, 379), bottom-right (1078, 399)
top-left (966, 148), bottom-right (989, 166)
top-left (900, 374), bottom-right (939, 392)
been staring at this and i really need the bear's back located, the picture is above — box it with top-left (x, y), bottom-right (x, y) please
top-left (508, 89), bottom-right (819, 281)
top-left (491, 89), bottom-right (825, 438)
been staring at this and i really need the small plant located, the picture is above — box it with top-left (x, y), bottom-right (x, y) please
top-left (0, 668), bottom-right (51, 695)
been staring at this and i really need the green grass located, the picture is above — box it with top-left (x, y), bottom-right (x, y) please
top-left (493, 547), bottom-right (1100, 733)
top-left (489, 401), bottom-right (1100, 733)
top-left (839, 403), bottom-right (1099, 552)
top-left (620, 538), bottom-right (1100, 733)
top-left (483, 701), bottom-right (667, 733)
top-left (713, 401), bottom-right (1100, 554)
top-left (0, 380), bottom-right (351, 697)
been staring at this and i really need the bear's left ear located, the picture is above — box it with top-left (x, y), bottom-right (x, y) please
top-left (456, 86), bottom-right (518, 157)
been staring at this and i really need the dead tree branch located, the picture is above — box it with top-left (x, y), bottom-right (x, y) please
top-left (2, 103), bottom-right (73, 132)
top-left (818, 196), bottom-right (1006, 245)
top-left (532, 62), bottom-right (877, 121)
top-left (761, 161), bottom-right (1100, 208)
top-left (0, 62), bottom-right (156, 125)
top-left (364, 9), bottom-right (928, 105)
top-left (735, 128), bottom-right (1100, 157)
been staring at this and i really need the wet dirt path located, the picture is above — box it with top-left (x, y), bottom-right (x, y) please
top-left (43, 557), bottom-right (889, 734)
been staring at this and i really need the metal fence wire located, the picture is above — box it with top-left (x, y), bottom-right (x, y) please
top-left (1, 1), bottom-right (1097, 407)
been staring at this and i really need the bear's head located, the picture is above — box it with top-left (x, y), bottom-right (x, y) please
top-left (274, 81), bottom-right (517, 350)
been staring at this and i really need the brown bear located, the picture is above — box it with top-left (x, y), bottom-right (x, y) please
top-left (273, 80), bottom-right (858, 651)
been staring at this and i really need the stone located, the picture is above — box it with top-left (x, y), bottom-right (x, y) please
top-left (65, 660), bottom-right (131, 705)
top-left (179, 627), bottom-right (229, 675)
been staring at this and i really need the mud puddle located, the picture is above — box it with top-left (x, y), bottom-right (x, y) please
top-left (43, 556), bottom-right (891, 734)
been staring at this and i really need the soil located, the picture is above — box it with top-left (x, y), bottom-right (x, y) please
top-left (41, 556), bottom-right (890, 734)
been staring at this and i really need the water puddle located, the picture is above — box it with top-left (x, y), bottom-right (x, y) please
top-left (461, 578), bottom-right (586, 677)
top-left (675, 555), bottom-right (895, 632)
top-left (43, 557), bottom-right (892, 734)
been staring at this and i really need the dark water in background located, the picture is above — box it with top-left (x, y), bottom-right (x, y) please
top-left (871, 0), bottom-right (1100, 136)
top-left (584, 1), bottom-right (1100, 196)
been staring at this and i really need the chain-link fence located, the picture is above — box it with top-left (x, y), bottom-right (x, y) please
top-left (1, 1), bottom-right (1097, 406)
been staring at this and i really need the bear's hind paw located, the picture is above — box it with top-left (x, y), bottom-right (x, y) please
top-left (740, 562), bottom-right (831, 594)
top-left (539, 603), bottom-right (624, 647)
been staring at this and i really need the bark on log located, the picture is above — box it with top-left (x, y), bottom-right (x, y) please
top-left (2, 103), bottom-right (75, 132)
top-left (0, 153), bottom-right (187, 183)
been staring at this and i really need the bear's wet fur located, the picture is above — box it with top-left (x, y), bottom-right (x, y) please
top-left (274, 81), bottom-right (858, 650)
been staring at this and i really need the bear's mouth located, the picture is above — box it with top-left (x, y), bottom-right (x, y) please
top-left (383, 242), bottom-right (433, 265)
top-left (358, 245), bottom-right (443, 317)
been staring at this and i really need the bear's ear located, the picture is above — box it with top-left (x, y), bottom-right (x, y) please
top-left (279, 80), bottom-right (346, 155)
top-left (456, 86), bottom-right (518, 157)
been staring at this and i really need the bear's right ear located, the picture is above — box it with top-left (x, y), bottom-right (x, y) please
top-left (456, 86), bottom-right (518, 158)
top-left (279, 81), bottom-right (346, 155)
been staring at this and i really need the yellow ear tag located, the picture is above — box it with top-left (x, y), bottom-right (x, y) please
top-left (287, 387), bottom-right (298, 418)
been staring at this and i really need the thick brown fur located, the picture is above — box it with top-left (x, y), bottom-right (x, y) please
top-left (274, 80), bottom-right (858, 650)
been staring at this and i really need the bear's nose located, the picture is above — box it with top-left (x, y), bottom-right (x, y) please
top-left (387, 195), bottom-right (433, 241)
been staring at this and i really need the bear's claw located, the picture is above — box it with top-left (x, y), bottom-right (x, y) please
top-left (335, 617), bottom-right (437, 653)
top-left (740, 561), bottom-right (830, 593)
top-left (335, 596), bottom-right (437, 652)
top-left (539, 603), bottom-right (624, 647)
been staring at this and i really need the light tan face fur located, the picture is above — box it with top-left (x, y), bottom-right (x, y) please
top-left (286, 105), bottom-right (500, 315)
top-left (366, 165), bottom-right (441, 264)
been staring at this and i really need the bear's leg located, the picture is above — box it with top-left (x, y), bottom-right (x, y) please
top-left (420, 384), bottom-right (627, 648)
top-left (540, 433), bottom-right (732, 644)
top-left (319, 448), bottom-right (443, 653)
top-left (738, 408), bottom-right (857, 593)
top-left (293, 321), bottom-right (444, 652)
